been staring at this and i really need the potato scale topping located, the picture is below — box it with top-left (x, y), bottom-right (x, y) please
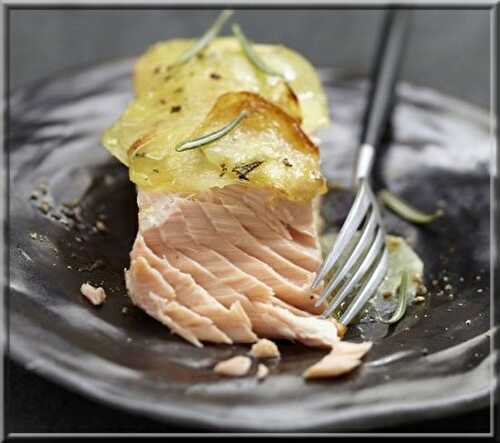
top-left (102, 37), bottom-right (329, 201)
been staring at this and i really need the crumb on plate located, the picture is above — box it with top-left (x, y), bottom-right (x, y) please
top-left (249, 338), bottom-right (280, 358)
top-left (214, 356), bottom-right (251, 377)
top-left (80, 283), bottom-right (107, 306)
top-left (256, 363), bottom-right (269, 381)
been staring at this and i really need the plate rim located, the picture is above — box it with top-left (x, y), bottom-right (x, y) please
top-left (9, 320), bottom-right (494, 432)
top-left (7, 57), bottom-right (495, 433)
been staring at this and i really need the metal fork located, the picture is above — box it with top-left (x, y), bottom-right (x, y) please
top-left (312, 10), bottom-right (412, 325)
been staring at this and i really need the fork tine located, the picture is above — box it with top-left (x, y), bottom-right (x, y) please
top-left (311, 182), bottom-right (371, 288)
top-left (314, 206), bottom-right (379, 308)
top-left (320, 227), bottom-right (385, 319)
top-left (340, 247), bottom-right (389, 325)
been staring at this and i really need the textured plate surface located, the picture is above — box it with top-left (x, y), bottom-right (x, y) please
top-left (8, 59), bottom-right (495, 432)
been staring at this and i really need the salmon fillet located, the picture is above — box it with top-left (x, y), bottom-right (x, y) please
top-left (126, 184), bottom-right (344, 348)
top-left (105, 29), bottom-right (373, 378)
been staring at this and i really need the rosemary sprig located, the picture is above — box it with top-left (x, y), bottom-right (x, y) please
top-left (378, 271), bottom-right (410, 325)
top-left (175, 110), bottom-right (247, 152)
top-left (232, 24), bottom-right (284, 78)
top-left (379, 190), bottom-right (444, 224)
top-left (175, 10), bottom-right (233, 66)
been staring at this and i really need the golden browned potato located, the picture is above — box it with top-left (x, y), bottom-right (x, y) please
top-left (191, 91), bottom-right (326, 200)
top-left (117, 92), bottom-right (326, 201)
top-left (102, 37), bottom-right (329, 201)
top-left (102, 41), bottom-right (304, 165)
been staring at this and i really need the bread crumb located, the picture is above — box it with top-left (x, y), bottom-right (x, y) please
top-left (214, 356), bottom-right (251, 377)
top-left (249, 339), bottom-right (280, 358)
top-left (80, 283), bottom-right (107, 306)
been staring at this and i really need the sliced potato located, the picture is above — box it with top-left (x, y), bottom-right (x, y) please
top-left (116, 92), bottom-right (325, 201)
top-left (102, 37), bottom-right (329, 200)
top-left (132, 37), bottom-right (329, 133)
top-left (193, 91), bottom-right (326, 200)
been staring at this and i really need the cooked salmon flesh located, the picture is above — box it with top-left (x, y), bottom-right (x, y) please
top-left (125, 184), bottom-right (346, 348)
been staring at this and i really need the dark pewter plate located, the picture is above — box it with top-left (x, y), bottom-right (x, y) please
top-left (8, 59), bottom-right (495, 432)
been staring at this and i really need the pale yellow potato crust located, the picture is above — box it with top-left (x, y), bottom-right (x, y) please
top-left (102, 37), bottom-right (330, 201)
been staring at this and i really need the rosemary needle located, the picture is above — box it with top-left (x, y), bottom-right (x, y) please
top-left (175, 111), bottom-right (247, 152)
top-left (379, 190), bottom-right (444, 224)
top-left (232, 161), bottom-right (263, 181)
top-left (378, 271), bottom-right (410, 325)
top-left (232, 24), bottom-right (284, 78)
top-left (175, 10), bottom-right (234, 66)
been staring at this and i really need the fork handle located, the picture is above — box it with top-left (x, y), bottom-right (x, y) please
top-left (355, 10), bottom-right (412, 182)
